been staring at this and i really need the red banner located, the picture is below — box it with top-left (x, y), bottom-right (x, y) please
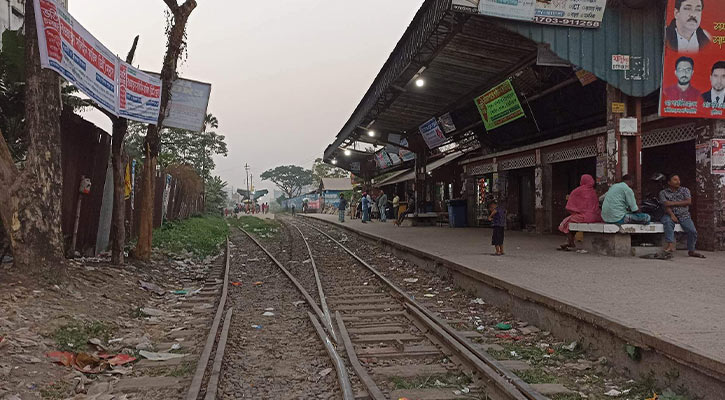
top-left (660, 0), bottom-right (725, 119)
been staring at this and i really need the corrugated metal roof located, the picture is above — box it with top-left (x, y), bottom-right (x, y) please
top-left (498, 3), bottom-right (664, 97)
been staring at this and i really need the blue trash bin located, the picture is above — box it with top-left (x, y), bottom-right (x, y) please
top-left (447, 199), bottom-right (467, 228)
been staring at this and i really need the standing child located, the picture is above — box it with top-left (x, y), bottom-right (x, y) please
top-left (488, 200), bottom-right (506, 256)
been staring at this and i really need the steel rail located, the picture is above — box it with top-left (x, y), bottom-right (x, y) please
top-left (308, 312), bottom-right (356, 400)
top-left (300, 220), bottom-right (548, 400)
top-left (238, 227), bottom-right (336, 340)
top-left (335, 311), bottom-right (387, 400)
top-left (203, 307), bottom-right (234, 400)
top-left (238, 227), bottom-right (354, 398)
top-left (291, 224), bottom-right (338, 343)
top-left (186, 238), bottom-right (231, 400)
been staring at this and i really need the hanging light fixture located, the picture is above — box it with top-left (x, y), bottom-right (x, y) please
top-left (332, 159), bottom-right (338, 165)
top-left (344, 149), bottom-right (352, 156)
top-left (368, 130), bottom-right (376, 137)
top-left (415, 78), bottom-right (425, 87)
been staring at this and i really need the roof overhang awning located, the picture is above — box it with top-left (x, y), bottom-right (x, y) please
top-left (378, 151), bottom-right (465, 186)
top-left (324, 0), bottom-right (664, 178)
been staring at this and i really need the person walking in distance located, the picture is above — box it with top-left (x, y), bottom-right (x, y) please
top-left (393, 193), bottom-right (400, 220)
top-left (488, 199), bottom-right (506, 256)
top-left (366, 192), bottom-right (373, 222)
top-left (338, 193), bottom-right (348, 223)
top-left (361, 192), bottom-right (369, 223)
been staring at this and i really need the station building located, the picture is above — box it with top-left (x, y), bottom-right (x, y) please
top-left (323, 0), bottom-right (725, 251)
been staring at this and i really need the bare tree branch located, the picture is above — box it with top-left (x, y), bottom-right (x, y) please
top-left (126, 35), bottom-right (140, 64)
top-left (163, 0), bottom-right (179, 12)
top-left (177, 0), bottom-right (197, 17)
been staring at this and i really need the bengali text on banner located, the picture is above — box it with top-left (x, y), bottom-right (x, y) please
top-left (34, 0), bottom-right (118, 115)
top-left (475, 79), bottom-right (525, 131)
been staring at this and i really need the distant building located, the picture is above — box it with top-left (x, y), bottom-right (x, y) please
top-left (0, 0), bottom-right (25, 42)
top-left (0, 1), bottom-right (69, 50)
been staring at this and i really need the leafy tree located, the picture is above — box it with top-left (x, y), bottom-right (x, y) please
top-left (312, 157), bottom-right (349, 182)
top-left (205, 175), bottom-right (228, 214)
top-left (260, 165), bottom-right (314, 200)
top-left (135, 0), bottom-right (198, 262)
top-left (125, 112), bottom-right (227, 182)
top-left (0, 29), bottom-right (87, 163)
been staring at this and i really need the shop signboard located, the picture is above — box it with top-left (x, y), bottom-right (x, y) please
top-left (713, 139), bottom-right (725, 174)
top-left (419, 118), bottom-right (447, 149)
top-left (451, 0), bottom-right (607, 28)
top-left (660, 0), bottom-right (725, 120)
top-left (34, 0), bottom-right (119, 115)
top-left (475, 79), bottom-right (525, 131)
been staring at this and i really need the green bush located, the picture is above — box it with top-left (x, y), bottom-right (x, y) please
top-left (153, 215), bottom-right (229, 259)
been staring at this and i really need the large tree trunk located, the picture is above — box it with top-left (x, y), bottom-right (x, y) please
top-left (0, 1), bottom-right (65, 275)
top-left (134, 149), bottom-right (157, 261)
top-left (134, 0), bottom-right (197, 262)
top-left (110, 119), bottom-right (129, 264)
top-left (110, 36), bottom-right (139, 265)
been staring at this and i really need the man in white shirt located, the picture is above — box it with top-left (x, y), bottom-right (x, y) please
top-left (665, 0), bottom-right (710, 53)
top-left (702, 61), bottom-right (725, 109)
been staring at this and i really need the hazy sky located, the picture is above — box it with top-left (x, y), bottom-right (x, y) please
top-left (72, 0), bottom-right (425, 195)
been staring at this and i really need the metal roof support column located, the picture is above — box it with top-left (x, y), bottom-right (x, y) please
top-left (694, 119), bottom-right (725, 251)
top-left (634, 98), bottom-right (643, 203)
top-left (603, 84), bottom-right (624, 190)
top-left (414, 151), bottom-right (427, 216)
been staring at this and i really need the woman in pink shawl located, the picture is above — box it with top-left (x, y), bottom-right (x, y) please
top-left (559, 174), bottom-right (602, 249)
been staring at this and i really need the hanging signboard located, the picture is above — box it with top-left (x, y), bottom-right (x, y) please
top-left (660, 0), bottom-right (725, 119)
top-left (451, 0), bottom-right (607, 28)
top-left (399, 138), bottom-right (416, 162)
top-left (418, 118), bottom-right (448, 149)
top-left (119, 64), bottom-right (162, 124)
top-left (388, 152), bottom-right (402, 165)
top-left (146, 72), bottom-right (212, 131)
top-left (713, 139), bottom-right (725, 174)
top-left (476, 0), bottom-right (535, 22)
top-left (574, 66), bottom-right (597, 86)
top-left (34, 0), bottom-right (119, 115)
top-left (475, 79), bottom-right (525, 131)
top-left (438, 112), bottom-right (457, 134)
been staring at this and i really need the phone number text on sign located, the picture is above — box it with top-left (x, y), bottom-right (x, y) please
top-left (533, 16), bottom-right (600, 28)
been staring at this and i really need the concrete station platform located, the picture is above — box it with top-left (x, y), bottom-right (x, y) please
top-left (302, 213), bottom-right (725, 386)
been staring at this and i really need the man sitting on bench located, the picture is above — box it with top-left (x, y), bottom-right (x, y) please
top-left (601, 174), bottom-right (651, 225)
top-left (659, 174), bottom-right (705, 258)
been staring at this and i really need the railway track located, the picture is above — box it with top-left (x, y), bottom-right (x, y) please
top-left (258, 217), bottom-right (549, 399)
top-left (186, 217), bottom-right (551, 399)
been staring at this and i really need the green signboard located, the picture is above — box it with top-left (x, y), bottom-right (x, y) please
top-left (475, 80), bottom-right (525, 131)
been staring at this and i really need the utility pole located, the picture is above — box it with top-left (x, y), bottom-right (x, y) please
top-left (245, 163), bottom-right (251, 203)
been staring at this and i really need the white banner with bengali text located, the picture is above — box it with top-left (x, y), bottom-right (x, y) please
top-left (34, 0), bottom-right (119, 115)
top-left (119, 63), bottom-right (161, 125)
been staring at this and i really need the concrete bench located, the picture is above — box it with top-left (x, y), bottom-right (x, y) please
top-left (410, 212), bottom-right (439, 227)
top-left (570, 223), bottom-right (683, 257)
